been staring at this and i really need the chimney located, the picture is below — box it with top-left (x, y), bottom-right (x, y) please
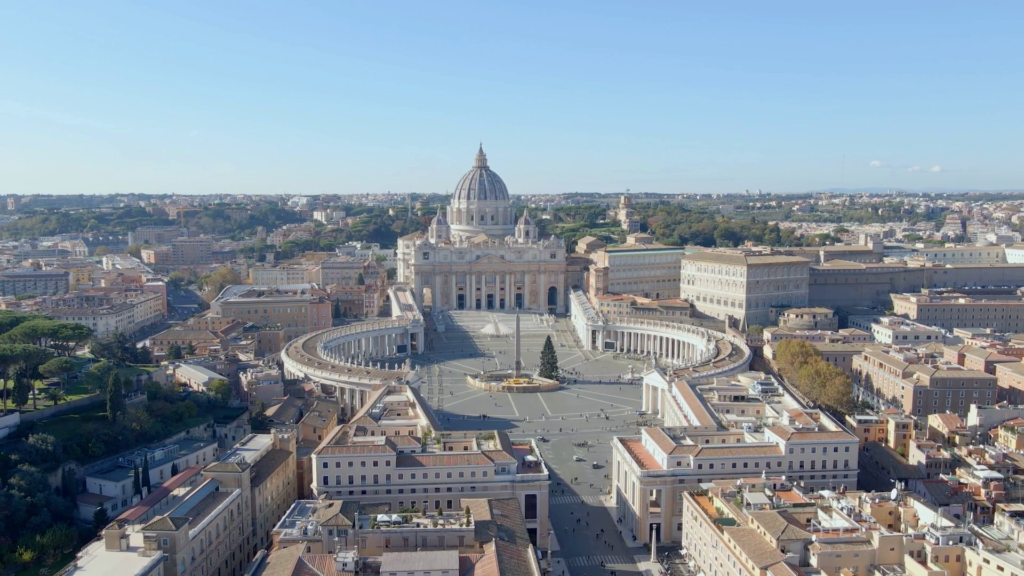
top-left (103, 520), bottom-right (129, 551)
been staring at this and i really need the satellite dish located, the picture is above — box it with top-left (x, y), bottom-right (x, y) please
top-left (890, 488), bottom-right (898, 500)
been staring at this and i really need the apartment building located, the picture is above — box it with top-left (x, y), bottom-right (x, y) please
top-left (615, 371), bottom-right (858, 545)
top-left (140, 478), bottom-right (251, 576)
top-left (46, 289), bottom-right (164, 338)
top-left (586, 233), bottom-right (689, 299)
top-left (142, 237), bottom-right (213, 268)
top-left (996, 363), bottom-right (1024, 404)
top-left (777, 307), bottom-right (839, 330)
top-left (248, 265), bottom-right (316, 286)
top-left (77, 439), bottom-right (219, 522)
top-left (847, 315), bottom-right (946, 345)
top-left (681, 250), bottom-right (810, 327)
top-left (210, 284), bottom-right (331, 344)
top-left (130, 226), bottom-right (187, 246)
top-left (203, 431), bottom-right (297, 553)
top-left (943, 344), bottom-right (1019, 375)
top-left (891, 292), bottom-right (1024, 332)
top-left (852, 346), bottom-right (998, 418)
top-left (318, 257), bottom-right (366, 287)
top-left (0, 268), bottom-right (70, 296)
top-left (310, 384), bottom-right (551, 546)
top-left (266, 497), bottom-right (541, 576)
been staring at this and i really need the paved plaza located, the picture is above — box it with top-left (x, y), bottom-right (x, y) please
top-left (416, 310), bottom-right (661, 576)
top-left (419, 310), bottom-right (649, 435)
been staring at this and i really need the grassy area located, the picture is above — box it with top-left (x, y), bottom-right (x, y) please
top-left (25, 402), bottom-right (109, 441)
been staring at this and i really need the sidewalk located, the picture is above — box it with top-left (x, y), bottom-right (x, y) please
top-left (600, 494), bottom-right (643, 549)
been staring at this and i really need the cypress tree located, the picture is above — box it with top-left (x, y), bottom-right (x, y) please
top-left (141, 457), bottom-right (151, 495)
top-left (171, 462), bottom-right (179, 476)
top-left (106, 371), bottom-right (125, 422)
top-left (132, 464), bottom-right (142, 498)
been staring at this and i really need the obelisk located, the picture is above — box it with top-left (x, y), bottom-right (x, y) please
top-left (514, 310), bottom-right (522, 378)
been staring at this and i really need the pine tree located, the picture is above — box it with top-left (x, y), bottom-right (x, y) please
top-left (539, 336), bottom-right (559, 380)
top-left (106, 371), bottom-right (125, 422)
top-left (92, 507), bottom-right (110, 534)
top-left (141, 457), bottom-right (151, 496)
top-left (132, 464), bottom-right (142, 498)
top-left (332, 299), bottom-right (342, 319)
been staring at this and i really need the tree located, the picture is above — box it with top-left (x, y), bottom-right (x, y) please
top-left (43, 387), bottom-right (66, 405)
top-left (39, 357), bottom-right (77, 389)
top-left (746, 325), bottom-right (764, 337)
top-left (332, 299), bottom-right (342, 319)
top-left (356, 273), bottom-right (365, 286)
top-left (93, 246), bottom-right (111, 257)
top-left (772, 339), bottom-right (822, 383)
top-left (60, 467), bottom-right (77, 501)
top-left (141, 457), bottom-right (151, 496)
top-left (106, 371), bottom-right (126, 422)
top-left (91, 506), bottom-right (109, 533)
top-left (208, 379), bottom-right (231, 405)
top-left (170, 462), bottom-right (179, 476)
top-left (183, 342), bottom-right (196, 357)
top-left (11, 365), bottom-right (33, 410)
top-left (795, 359), bottom-right (854, 414)
top-left (166, 343), bottom-right (183, 361)
top-left (0, 344), bottom-right (51, 413)
top-left (539, 336), bottom-right (559, 380)
top-left (132, 464), bottom-right (142, 498)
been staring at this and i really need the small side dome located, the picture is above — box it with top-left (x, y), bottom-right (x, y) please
top-left (517, 209), bottom-right (534, 226)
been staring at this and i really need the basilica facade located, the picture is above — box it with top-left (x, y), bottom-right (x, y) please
top-left (397, 146), bottom-right (568, 313)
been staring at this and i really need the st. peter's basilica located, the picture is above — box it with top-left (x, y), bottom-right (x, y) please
top-left (396, 145), bottom-right (569, 313)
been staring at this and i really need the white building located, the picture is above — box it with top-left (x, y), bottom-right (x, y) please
top-left (397, 146), bottom-right (568, 313)
top-left (847, 315), bottom-right (946, 345)
top-left (613, 370), bottom-right (859, 545)
top-left (586, 232), bottom-right (689, 299)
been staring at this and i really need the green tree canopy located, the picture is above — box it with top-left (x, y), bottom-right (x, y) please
top-left (208, 379), bottom-right (232, 405)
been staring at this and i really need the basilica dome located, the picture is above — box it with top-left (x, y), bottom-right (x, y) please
top-left (452, 145), bottom-right (509, 203)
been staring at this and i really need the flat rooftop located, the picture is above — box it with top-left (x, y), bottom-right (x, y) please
top-left (63, 532), bottom-right (163, 576)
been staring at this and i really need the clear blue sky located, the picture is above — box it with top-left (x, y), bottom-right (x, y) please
top-left (2, 2), bottom-right (1022, 195)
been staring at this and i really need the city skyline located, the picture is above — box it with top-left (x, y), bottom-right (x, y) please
top-left (2, 2), bottom-right (1022, 196)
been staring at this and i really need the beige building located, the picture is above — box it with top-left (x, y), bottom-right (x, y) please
top-left (615, 371), bottom-right (858, 545)
top-left (203, 431), bottom-right (297, 553)
top-left (397, 147), bottom-right (568, 313)
top-left (47, 289), bottom-right (164, 338)
top-left (852, 346), bottom-right (998, 418)
top-left (310, 384), bottom-right (551, 547)
top-left (248, 265), bottom-right (316, 285)
top-left (592, 293), bottom-right (692, 322)
top-left (139, 477), bottom-right (251, 576)
top-left (891, 292), bottom-right (1024, 332)
top-left (777, 307), bottom-right (838, 331)
top-left (210, 284), bottom-right (332, 345)
top-left (681, 251), bottom-right (810, 327)
top-left (586, 232), bottom-right (688, 299)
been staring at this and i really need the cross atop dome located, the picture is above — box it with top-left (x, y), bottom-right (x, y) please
top-left (474, 143), bottom-right (488, 168)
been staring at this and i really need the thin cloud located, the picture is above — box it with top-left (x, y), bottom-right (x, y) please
top-left (908, 166), bottom-right (921, 172)
top-left (930, 165), bottom-right (943, 172)
top-left (869, 160), bottom-right (885, 168)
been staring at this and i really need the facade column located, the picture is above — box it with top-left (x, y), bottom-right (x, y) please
top-left (450, 274), bottom-right (457, 311)
top-left (470, 274), bottom-right (476, 309)
top-left (524, 274), bottom-right (531, 310)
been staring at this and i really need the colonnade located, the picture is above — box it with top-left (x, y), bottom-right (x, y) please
top-left (601, 328), bottom-right (702, 365)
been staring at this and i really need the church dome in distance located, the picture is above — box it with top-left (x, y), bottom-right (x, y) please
top-left (452, 144), bottom-right (509, 203)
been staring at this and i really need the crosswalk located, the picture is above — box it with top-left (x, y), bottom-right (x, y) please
top-left (550, 495), bottom-right (603, 505)
top-left (565, 555), bottom-right (635, 567)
